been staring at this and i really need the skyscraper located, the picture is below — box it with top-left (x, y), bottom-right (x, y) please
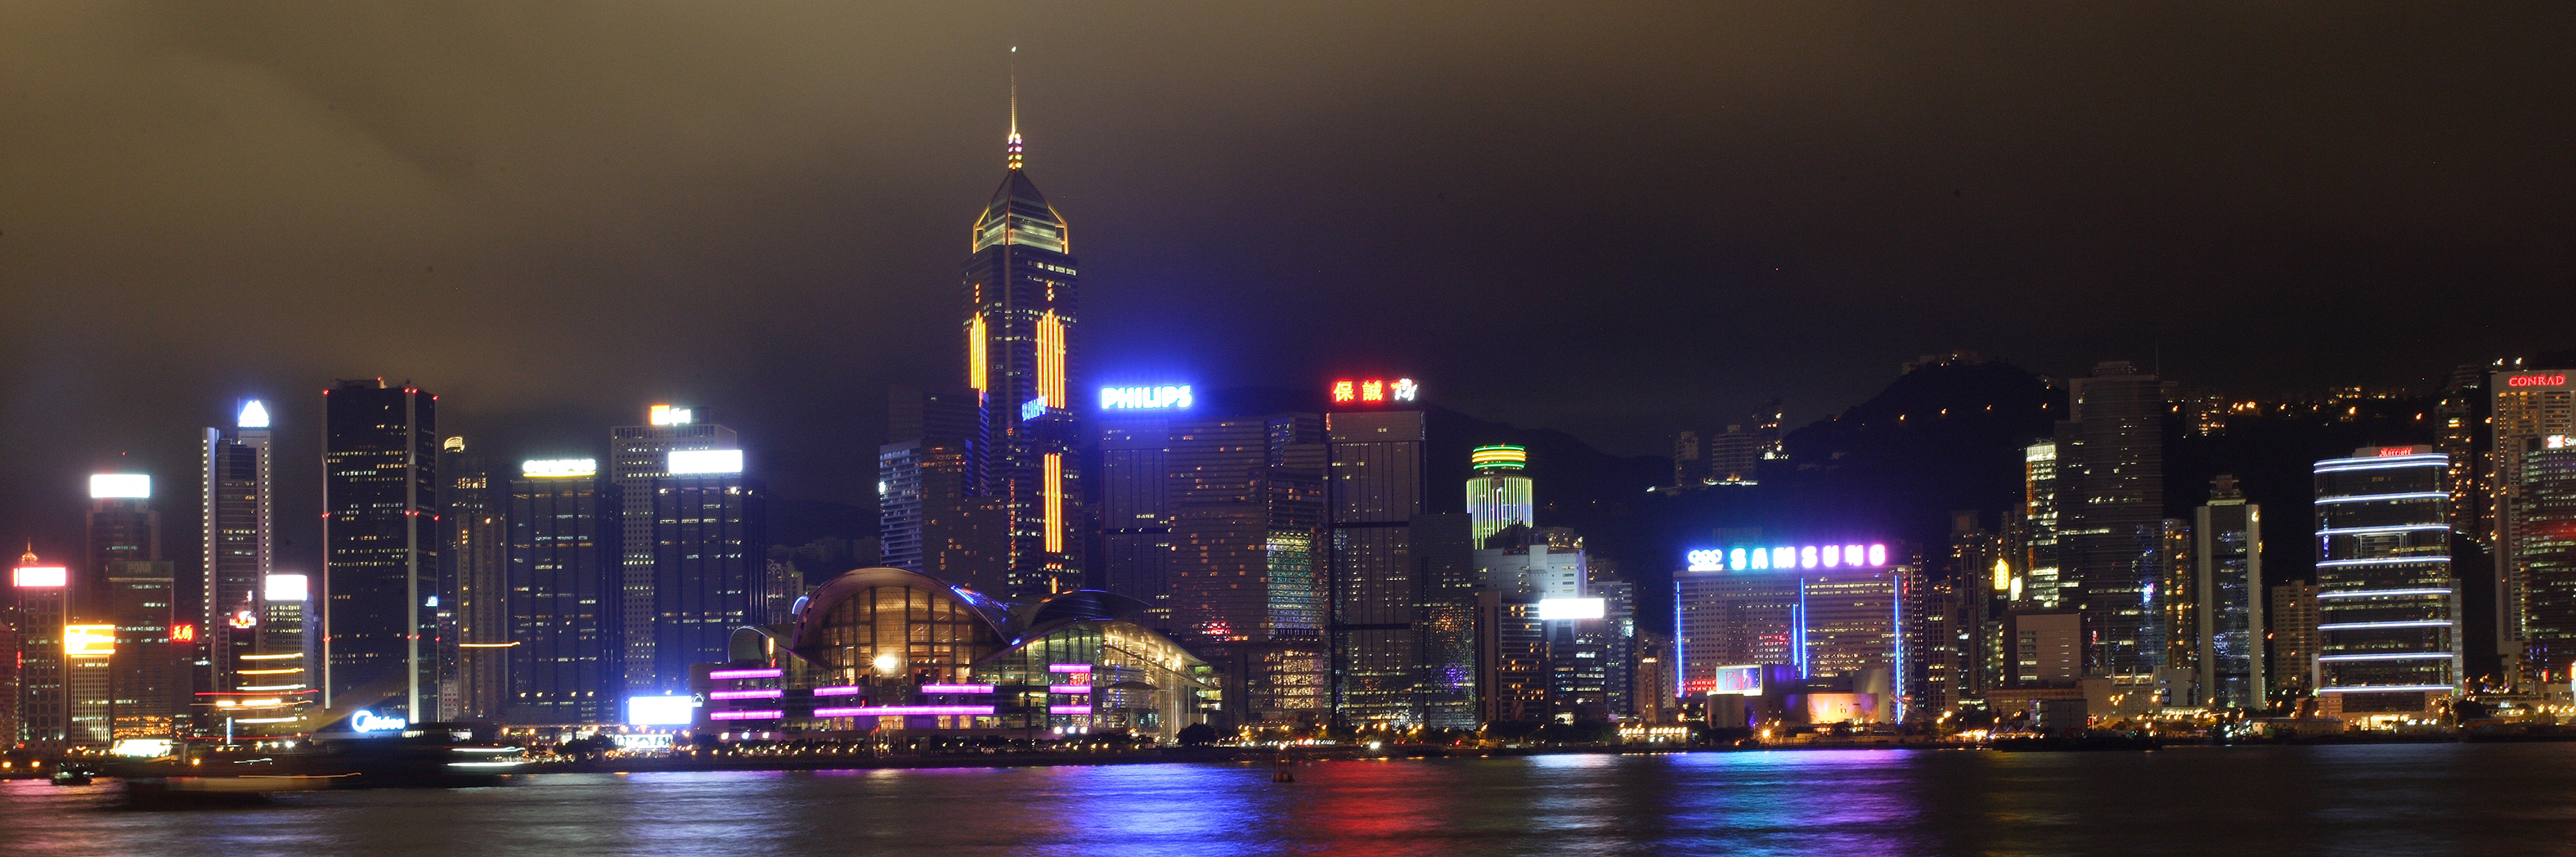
top-left (85, 473), bottom-right (159, 604)
top-left (202, 399), bottom-right (273, 696)
top-left (2195, 476), bottom-right (2264, 709)
top-left (440, 437), bottom-right (509, 720)
top-left (1097, 411), bottom-right (1176, 621)
top-left (1465, 446), bottom-right (1533, 546)
top-left (2511, 435), bottom-right (2576, 683)
top-left (608, 405), bottom-right (737, 696)
top-left (1327, 410), bottom-right (1425, 725)
top-left (962, 101), bottom-right (1083, 600)
top-left (2313, 446), bottom-right (2459, 723)
top-left (1166, 412), bottom-right (1329, 724)
top-left (321, 379), bottom-right (438, 722)
top-left (2054, 361), bottom-right (2165, 680)
top-left (2269, 581), bottom-right (2318, 697)
top-left (650, 450), bottom-right (765, 693)
top-left (2492, 365), bottom-right (2574, 688)
top-left (881, 384), bottom-right (1005, 595)
top-left (11, 551), bottom-right (70, 747)
top-left (507, 458), bottom-right (621, 724)
top-left (104, 559), bottom-right (184, 742)
top-left (2020, 440), bottom-right (2062, 608)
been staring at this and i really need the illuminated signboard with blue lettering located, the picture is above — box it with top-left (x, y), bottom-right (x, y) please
top-left (1100, 385), bottom-right (1192, 411)
top-left (1685, 543), bottom-right (1891, 572)
top-left (349, 711), bottom-right (408, 734)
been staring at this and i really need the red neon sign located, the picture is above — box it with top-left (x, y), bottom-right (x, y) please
top-left (2377, 446), bottom-right (2418, 457)
top-left (2509, 374), bottom-right (2568, 388)
top-left (171, 623), bottom-right (196, 643)
top-left (1329, 378), bottom-right (1419, 406)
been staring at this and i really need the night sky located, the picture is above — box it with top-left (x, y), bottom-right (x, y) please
top-left (2, 2), bottom-right (2571, 573)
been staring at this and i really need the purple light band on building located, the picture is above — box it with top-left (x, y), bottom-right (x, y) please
top-left (811, 685), bottom-right (862, 697)
top-left (1047, 663), bottom-right (1093, 673)
top-left (919, 684), bottom-right (996, 694)
top-left (1048, 684), bottom-right (1092, 694)
top-left (811, 706), bottom-right (996, 717)
top-left (708, 689), bottom-right (783, 700)
top-left (1048, 705), bottom-right (1091, 715)
top-left (707, 668), bottom-right (783, 680)
top-left (709, 710), bottom-right (783, 720)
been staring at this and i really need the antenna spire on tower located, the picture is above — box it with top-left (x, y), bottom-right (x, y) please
top-left (1007, 47), bottom-right (1023, 170)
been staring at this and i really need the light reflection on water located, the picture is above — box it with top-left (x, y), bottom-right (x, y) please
top-left (7, 744), bottom-right (2576, 856)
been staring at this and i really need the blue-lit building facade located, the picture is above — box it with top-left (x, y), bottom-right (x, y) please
top-left (2313, 446), bottom-right (2461, 724)
top-left (696, 568), bottom-right (1215, 743)
top-left (1674, 542), bottom-right (1910, 725)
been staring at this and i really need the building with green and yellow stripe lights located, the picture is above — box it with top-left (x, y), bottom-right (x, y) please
top-left (1467, 445), bottom-right (1533, 546)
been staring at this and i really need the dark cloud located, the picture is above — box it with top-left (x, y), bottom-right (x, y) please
top-left (2, 2), bottom-right (2571, 568)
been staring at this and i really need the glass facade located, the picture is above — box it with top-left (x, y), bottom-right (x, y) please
top-left (698, 568), bottom-right (1215, 743)
top-left (2313, 448), bottom-right (2459, 719)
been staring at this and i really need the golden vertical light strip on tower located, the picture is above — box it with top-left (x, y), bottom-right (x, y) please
top-left (1036, 310), bottom-right (1066, 408)
top-left (967, 314), bottom-right (989, 394)
top-left (1043, 452), bottom-right (1064, 554)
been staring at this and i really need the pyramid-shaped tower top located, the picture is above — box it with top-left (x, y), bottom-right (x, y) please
top-left (972, 65), bottom-right (1070, 254)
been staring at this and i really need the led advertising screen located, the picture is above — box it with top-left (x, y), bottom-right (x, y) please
top-left (667, 449), bottom-right (745, 475)
top-left (65, 624), bottom-right (116, 658)
top-left (1687, 542), bottom-right (1891, 572)
top-left (89, 473), bottom-right (150, 499)
top-left (13, 565), bottom-right (68, 588)
top-left (1537, 597), bottom-right (1606, 621)
top-left (628, 694), bottom-right (698, 726)
top-left (1710, 665), bottom-right (1764, 696)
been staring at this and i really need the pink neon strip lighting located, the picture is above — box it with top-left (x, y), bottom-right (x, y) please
top-left (919, 684), bottom-right (996, 694)
top-left (707, 668), bottom-right (782, 680)
top-left (1048, 663), bottom-right (1093, 673)
top-left (1049, 684), bottom-right (1092, 694)
top-left (812, 685), bottom-right (862, 697)
top-left (812, 706), bottom-right (995, 717)
top-left (708, 689), bottom-right (782, 700)
top-left (710, 710), bottom-right (783, 720)
top-left (1048, 705), bottom-right (1091, 715)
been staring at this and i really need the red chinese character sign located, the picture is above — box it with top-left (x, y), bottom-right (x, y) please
top-left (1329, 377), bottom-right (1419, 407)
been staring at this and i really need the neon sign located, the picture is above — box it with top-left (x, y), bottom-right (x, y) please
top-left (522, 459), bottom-right (597, 478)
top-left (1022, 396), bottom-right (1049, 421)
top-left (2508, 375), bottom-right (2568, 388)
top-left (1537, 597), bottom-right (1606, 621)
top-left (1470, 446), bottom-right (1527, 469)
top-left (90, 473), bottom-right (150, 499)
top-left (172, 623), bottom-right (196, 643)
top-left (13, 566), bottom-right (67, 588)
top-left (228, 608), bottom-right (258, 630)
top-left (648, 404), bottom-right (696, 425)
top-left (65, 625), bottom-right (116, 658)
top-left (349, 711), bottom-right (408, 733)
top-left (1686, 543), bottom-right (1891, 572)
top-left (1331, 378), bottom-right (1418, 405)
top-left (668, 449), bottom-right (744, 475)
top-left (1100, 385), bottom-right (1193, 410)
top-left (2376, 446), bottom-right (2421, 457)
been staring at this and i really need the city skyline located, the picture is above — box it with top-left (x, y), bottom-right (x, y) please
top-left (6, 3), bottom-right (2573, 556)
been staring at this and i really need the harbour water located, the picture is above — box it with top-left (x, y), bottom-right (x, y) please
top-left (6, 743), bottom-right (2574, 856)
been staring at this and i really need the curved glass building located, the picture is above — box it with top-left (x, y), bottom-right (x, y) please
top-left (696, 568), bottom-right (1216, 742)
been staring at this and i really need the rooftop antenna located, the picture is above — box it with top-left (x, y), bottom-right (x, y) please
top-left (1007, 47), bottom-right (1023, 170)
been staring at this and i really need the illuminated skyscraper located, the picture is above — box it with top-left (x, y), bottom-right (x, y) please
top-left (2269, 581), bottom-right (2318, 695)
top-left (439, 438), bottom-right (508, 720)
top-left (202, 399), bottom-right (273, 695)
top-left (1096, 397), bottom-right (1182, 621)
top-left (2492, 365), bottom-right (2574, 687)
top-left (961, 98), bottom-right (1083, 599)
top-left (2194, 477), bottom-right (2264, 709)
top-left (2313, 446), bottom-right (2459, 723)
top-left (1165, 413), bottom-right (1330, 724)
top-left (12, 551), bottom-right (70, 746)
top-left (1328, 410), bottom-right (1425, 725)
top-left (321, 379), bottom-right (438, 722)
top-left (1465, 446), bottom-right (1533, 546)
top-left (104, 559), bottom-right (183, 741)
top-left (507, 459), bottom-right (621, 724)
top-left (608, 405), bottom-right (737, 696)
top-left (2020, 440), bottom-right (2062, 607)
top-left (2054, 361), bottom-right (2165, 680)
top-left (650, 452), bottom-right (765, 694)
top-left (2511, 436), bottom-right (2576, 683)
top-left (85, 473), bottom-right (159, 603)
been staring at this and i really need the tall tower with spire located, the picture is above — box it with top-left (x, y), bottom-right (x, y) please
top-left (963, 65), bottom-right (1084, 599)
